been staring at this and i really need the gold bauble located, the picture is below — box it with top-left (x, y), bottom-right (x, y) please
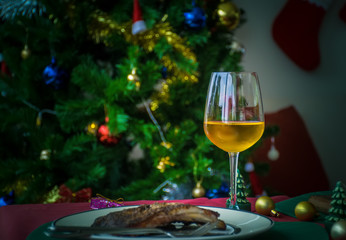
top-left (331, 220), bottom-right (346, 240)
top-left (192, 182), bottom-right (205, 198)
top-left (294, 201), bottom-right (316, 221)
top-left (255, 196), bottom-right (275, 215)
top-left (21, 45), bottom-right (31, 59)
top-left (215, 1), bottom-right (240, 31)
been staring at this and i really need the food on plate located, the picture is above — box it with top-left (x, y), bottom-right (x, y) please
top-left (92, 202), bottom-right (226, 230)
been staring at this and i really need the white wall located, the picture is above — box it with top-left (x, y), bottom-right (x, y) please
top-left (232, 0), bottom-right (346, 188)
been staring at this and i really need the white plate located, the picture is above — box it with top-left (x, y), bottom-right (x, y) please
top-left (53, 205), bottom-right (274, 239)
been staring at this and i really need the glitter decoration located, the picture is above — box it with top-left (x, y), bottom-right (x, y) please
top-left (0, 0), bottom-right (46, 20)
top-left (90, 194), bottom-right (124, 209)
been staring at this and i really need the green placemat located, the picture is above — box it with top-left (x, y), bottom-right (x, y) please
top-left (275, 191), bottom-right (334, 232)
top-left (27, 221), bottom-right (329, 240)
top-left (275, 191), bottom-right (331, 218)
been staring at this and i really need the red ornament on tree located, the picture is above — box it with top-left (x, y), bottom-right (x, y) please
top-left (0, 53), bottom-right (11, 77)
top-left (97, 117), bottom-right (121, 146)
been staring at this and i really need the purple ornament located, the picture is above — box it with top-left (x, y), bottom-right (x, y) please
top-left (90, 194), bottom-right (124, 209)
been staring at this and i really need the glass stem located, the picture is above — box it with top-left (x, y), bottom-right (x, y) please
top-left (228, 152), bottom-right (239, 209)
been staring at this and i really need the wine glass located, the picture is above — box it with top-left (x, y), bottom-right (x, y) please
top-left (203, 72), bottom-right (264, 209)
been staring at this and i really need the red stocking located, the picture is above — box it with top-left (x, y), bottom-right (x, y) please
top-left (272, 0), bottom-right (333, 71)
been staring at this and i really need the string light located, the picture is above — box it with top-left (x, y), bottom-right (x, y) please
top-left (21, 100), bottom-right (56, 127)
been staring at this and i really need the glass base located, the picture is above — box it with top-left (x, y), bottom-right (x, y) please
top-left (226, 197), bottom-right (240, 210)
top-left (226, 198), bottom-right (252, 211)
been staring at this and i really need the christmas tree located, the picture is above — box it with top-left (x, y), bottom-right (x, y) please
top-left (0, 0), bottom-right (276, 204)
top-left (226, 170), bottom-right (251, 211)
top-left (326, 181), bottom-right (346, 222)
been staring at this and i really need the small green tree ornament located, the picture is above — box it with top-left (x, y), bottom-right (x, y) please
top-left (325, 181), bottom-right (346, 222)
top-left (227, 170), bottom-right (251, 211)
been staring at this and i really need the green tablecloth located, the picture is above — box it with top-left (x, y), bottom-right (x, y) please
top-left (276, 191), bottom-right (331, 218)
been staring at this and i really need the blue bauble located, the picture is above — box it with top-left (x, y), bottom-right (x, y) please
top-left (42, 57), bottom-right (68, 90)
top-left (161, 66), bottom-right (168, 79)
top-left (184, 6), bottom-right (206, 29)
top-left (205, 182), bottom-right (229, 199)
top-left (0, 190), bottom-right (14, 207)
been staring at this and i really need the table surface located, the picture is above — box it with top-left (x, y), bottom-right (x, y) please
top-left (0, 196), bottom-right (326, 240)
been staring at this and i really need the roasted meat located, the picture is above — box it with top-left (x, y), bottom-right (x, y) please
top-left (91, 202), bottom-right (226, 230)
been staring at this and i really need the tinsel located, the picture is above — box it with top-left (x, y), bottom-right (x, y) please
top-left (157, 156), bottom-right (175, 173)
top-left (87, 11), bottom-right (199, 110)
top-left (0, 0), bottom-right (46, 20)
top-left (88, 12), bottom-right (198, 69)
top-left (87, 9), bottom-right (122, 44)
top-left (2, 179), bottom-right (29, 195)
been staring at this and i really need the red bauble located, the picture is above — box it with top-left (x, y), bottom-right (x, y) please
top-left (0, 55), bottom-right (11, 77)
top-left (97, 124), bottom-right (121, 146)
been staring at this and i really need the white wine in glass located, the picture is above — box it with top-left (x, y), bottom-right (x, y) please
top-left (203, 72), bottom-right (264, 209)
